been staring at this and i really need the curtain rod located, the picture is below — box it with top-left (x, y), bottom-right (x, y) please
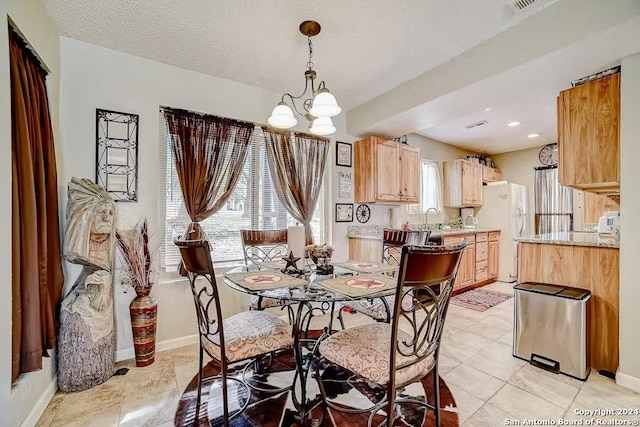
top-left (159, 105), bottom-right (269, 128)
top-left (534, 165), bottom-right (558, 171)
top-left (159, 105), bottom-right (330, 142)
top-left (8, 19), bottom-right (50, 75)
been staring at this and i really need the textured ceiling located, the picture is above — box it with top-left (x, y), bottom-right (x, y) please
top-left (43, 0), bottom-right (559, 110)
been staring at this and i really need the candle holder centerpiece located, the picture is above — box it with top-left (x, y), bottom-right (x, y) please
top-left (306, 244), bottom-right (334, 275)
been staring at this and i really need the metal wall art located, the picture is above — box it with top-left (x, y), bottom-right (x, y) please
top-left (96, 109), bottom-right (139, 202)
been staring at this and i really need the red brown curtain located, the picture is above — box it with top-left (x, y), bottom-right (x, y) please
top-left (164, 108), bottom-right (254, 245)
top-left (10, 29), bottom-right (64, 382)
top-left (262, 128), bottom-right (329, 245)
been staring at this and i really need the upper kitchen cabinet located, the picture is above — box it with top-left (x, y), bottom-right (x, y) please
top-left (354, 136), bottom-right (420, 204)
top-left (443, 159), bottom-right (483, 207)
top-left (482, 165), bottom-right (503, 183)
top-left (557, 73), bottom-right (620, 194)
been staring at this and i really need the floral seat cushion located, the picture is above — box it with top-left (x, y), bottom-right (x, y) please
top-left (249, 295), bottom-right (293, 310)
top-left (345, 296), bottom-right (394, 321)
top-left (319, 322), bottom-right (434, 386)
top-left (202, 310), bottom-right (293, 363)
top-left (343, 293), bottom-right (414, 322)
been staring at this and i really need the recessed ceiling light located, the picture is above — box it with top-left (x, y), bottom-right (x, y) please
top-left (507, 121), bottom-right (520, 127)
top-left (528, 133), bottom-right (540, 138)
top-left (484, 107), bottom-right (492, 111)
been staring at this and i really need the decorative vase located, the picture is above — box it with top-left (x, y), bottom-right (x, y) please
top-left (129, 287), bottom-right (157, 367)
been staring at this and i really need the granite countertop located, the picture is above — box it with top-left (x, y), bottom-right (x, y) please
top-left (515, 232), bottom-right (619, 248)
top-left (347, 225), bottom-right (501, 240)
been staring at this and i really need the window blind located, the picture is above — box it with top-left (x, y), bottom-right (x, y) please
top-left (158, 110), bottom-right (326, 269)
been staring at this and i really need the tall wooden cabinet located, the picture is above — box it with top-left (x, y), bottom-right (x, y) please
top-left (444, 159), bottom-right (483, 207)
top-left (354, 136), bottom-right (420, 204)
top-left (557, 74), bottom-right (620, 193)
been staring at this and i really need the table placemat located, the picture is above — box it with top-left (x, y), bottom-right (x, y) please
top-left (334, 260), bottom-right (399, 274)
top-left (224, 271), bottom-right (307, 292)
top-left (316, 275), bottom-right (397, 299)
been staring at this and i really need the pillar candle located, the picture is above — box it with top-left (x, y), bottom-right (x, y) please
top-left (287, 226), bottom-right (306, 270)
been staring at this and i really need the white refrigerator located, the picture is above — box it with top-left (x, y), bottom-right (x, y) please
top-left (475, 182), bottom-right (530, 283)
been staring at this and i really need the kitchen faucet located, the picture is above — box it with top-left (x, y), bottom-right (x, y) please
top-left (425, 207), bottom-right (440, 229)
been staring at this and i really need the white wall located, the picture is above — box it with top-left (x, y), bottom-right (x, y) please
top-left (492, 145), bottom-right (544, 235)
top-left (0, 1), bottom-right (64, 425)
top-left (59, 37), bottom-right (358, 356)
top-left (618, 52), bottom-right (640, 392)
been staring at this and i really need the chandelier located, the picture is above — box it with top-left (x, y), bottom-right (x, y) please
top-left (268, 21), bottom-right (341, 136)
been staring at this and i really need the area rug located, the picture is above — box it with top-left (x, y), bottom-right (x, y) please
top-left (450, 288), bottom-right (513, 312)
top-left (174, 346), bottom-right (459, 426)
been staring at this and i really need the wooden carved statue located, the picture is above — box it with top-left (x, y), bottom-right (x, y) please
top-left (58, 177), bottom-right (116, 392)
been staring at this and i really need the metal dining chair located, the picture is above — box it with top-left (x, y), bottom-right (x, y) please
top-left (315, 240), bottom-right (467, 426)
top-left (174, 237), bottom-right (294, 426)
top-left (338, 229), bottom-right (432, 324)
top-left (240, 229), bottom-right (296, 319)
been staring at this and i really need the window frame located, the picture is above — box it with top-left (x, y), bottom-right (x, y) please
top-left (158, 111), bottom-right (329, 272)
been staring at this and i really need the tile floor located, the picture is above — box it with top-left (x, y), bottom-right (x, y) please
top-left (36, 281), bottom-right (640, 426)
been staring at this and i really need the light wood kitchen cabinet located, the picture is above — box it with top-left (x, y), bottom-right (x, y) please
top-left (456, 246), bottom-right (476, 289)
top-left (488, 240), bottom-right (499, 279)
top-left (399, 145), bottom-right (420, 203)
top-left (482, 165), bottom-right (503, 183)
top-left (574, 191), bottom-right (620, 230)
top-left (444, 159), bottom-right (483, 208)
top-left (348, 238), bottom-right (381, 263)
top-left (557, 74), bottom-right (620, 194)
top-left (354, 136), bottom-right (420, 204)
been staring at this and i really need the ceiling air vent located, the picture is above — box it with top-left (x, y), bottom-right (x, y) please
top-left (464, 120), bottom-right (488, 129)
top-left (509, 0), bottom-right (538, 11)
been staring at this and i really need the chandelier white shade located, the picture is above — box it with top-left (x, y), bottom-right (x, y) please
top-left (309, 89), bottom-right (342, 118)
top-left (268, 21), bottom-right (341, 136)
top-left (267, 102), bottom-right (297, 129)
top-left (309, 117), bottom-right (336, 136)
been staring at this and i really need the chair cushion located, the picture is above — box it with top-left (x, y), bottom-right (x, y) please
top-left (249, 295), bottom-right (293, 310)
top-left (345, 297), bottom-right (394, 321)
top-left (202, 311), bottom-right (293, 363)
top-left (343, 293), bottom-right (413, 322)
top-left (319, 323), bottom-right (434, 386)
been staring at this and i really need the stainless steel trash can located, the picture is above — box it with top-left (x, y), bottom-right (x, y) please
top-left (513, 282), bottom-right (591, 380)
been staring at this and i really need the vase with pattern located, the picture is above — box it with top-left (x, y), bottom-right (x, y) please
top-left (129, 287), bottom-right (157, 367)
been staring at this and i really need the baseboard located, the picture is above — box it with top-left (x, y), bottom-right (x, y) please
top-left (616, 371), bottom-right (640, 393)
top-left (20, 376), bottom-right (57, 427)
top-left (115, 334), bottom-right (199, 362)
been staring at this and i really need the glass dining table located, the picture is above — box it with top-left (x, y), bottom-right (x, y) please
top-left (222, 262), bottom-right (398, 423)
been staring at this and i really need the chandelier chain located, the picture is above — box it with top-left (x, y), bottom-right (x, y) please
top-left (307, 34), bottom-right (314, 70)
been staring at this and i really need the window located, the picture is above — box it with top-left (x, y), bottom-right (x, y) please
top-left (408, 159), bottom-right (443, 214)
top-left (159, 113), bottom-right (326, 268)
top-left (534, 166), bottom-right (573, 233)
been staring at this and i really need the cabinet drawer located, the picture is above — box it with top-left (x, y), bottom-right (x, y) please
top-left (476, 260), bottom-right (488, 271)
top-left (443, 234), bottom-right (475, 246)
top-left (476, 232), bottom-right (488, 243)
top-left (489, 231), bottom-right (500, 241)
top-left (475, 269), bottom-right (488, 282)
top-left (476, 260), bottom-right (488, 281)
top-left (475, 242), bottom-right (488, 262)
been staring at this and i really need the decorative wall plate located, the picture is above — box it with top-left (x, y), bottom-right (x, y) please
top-left (356, 204), bottom-right (371, 223)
